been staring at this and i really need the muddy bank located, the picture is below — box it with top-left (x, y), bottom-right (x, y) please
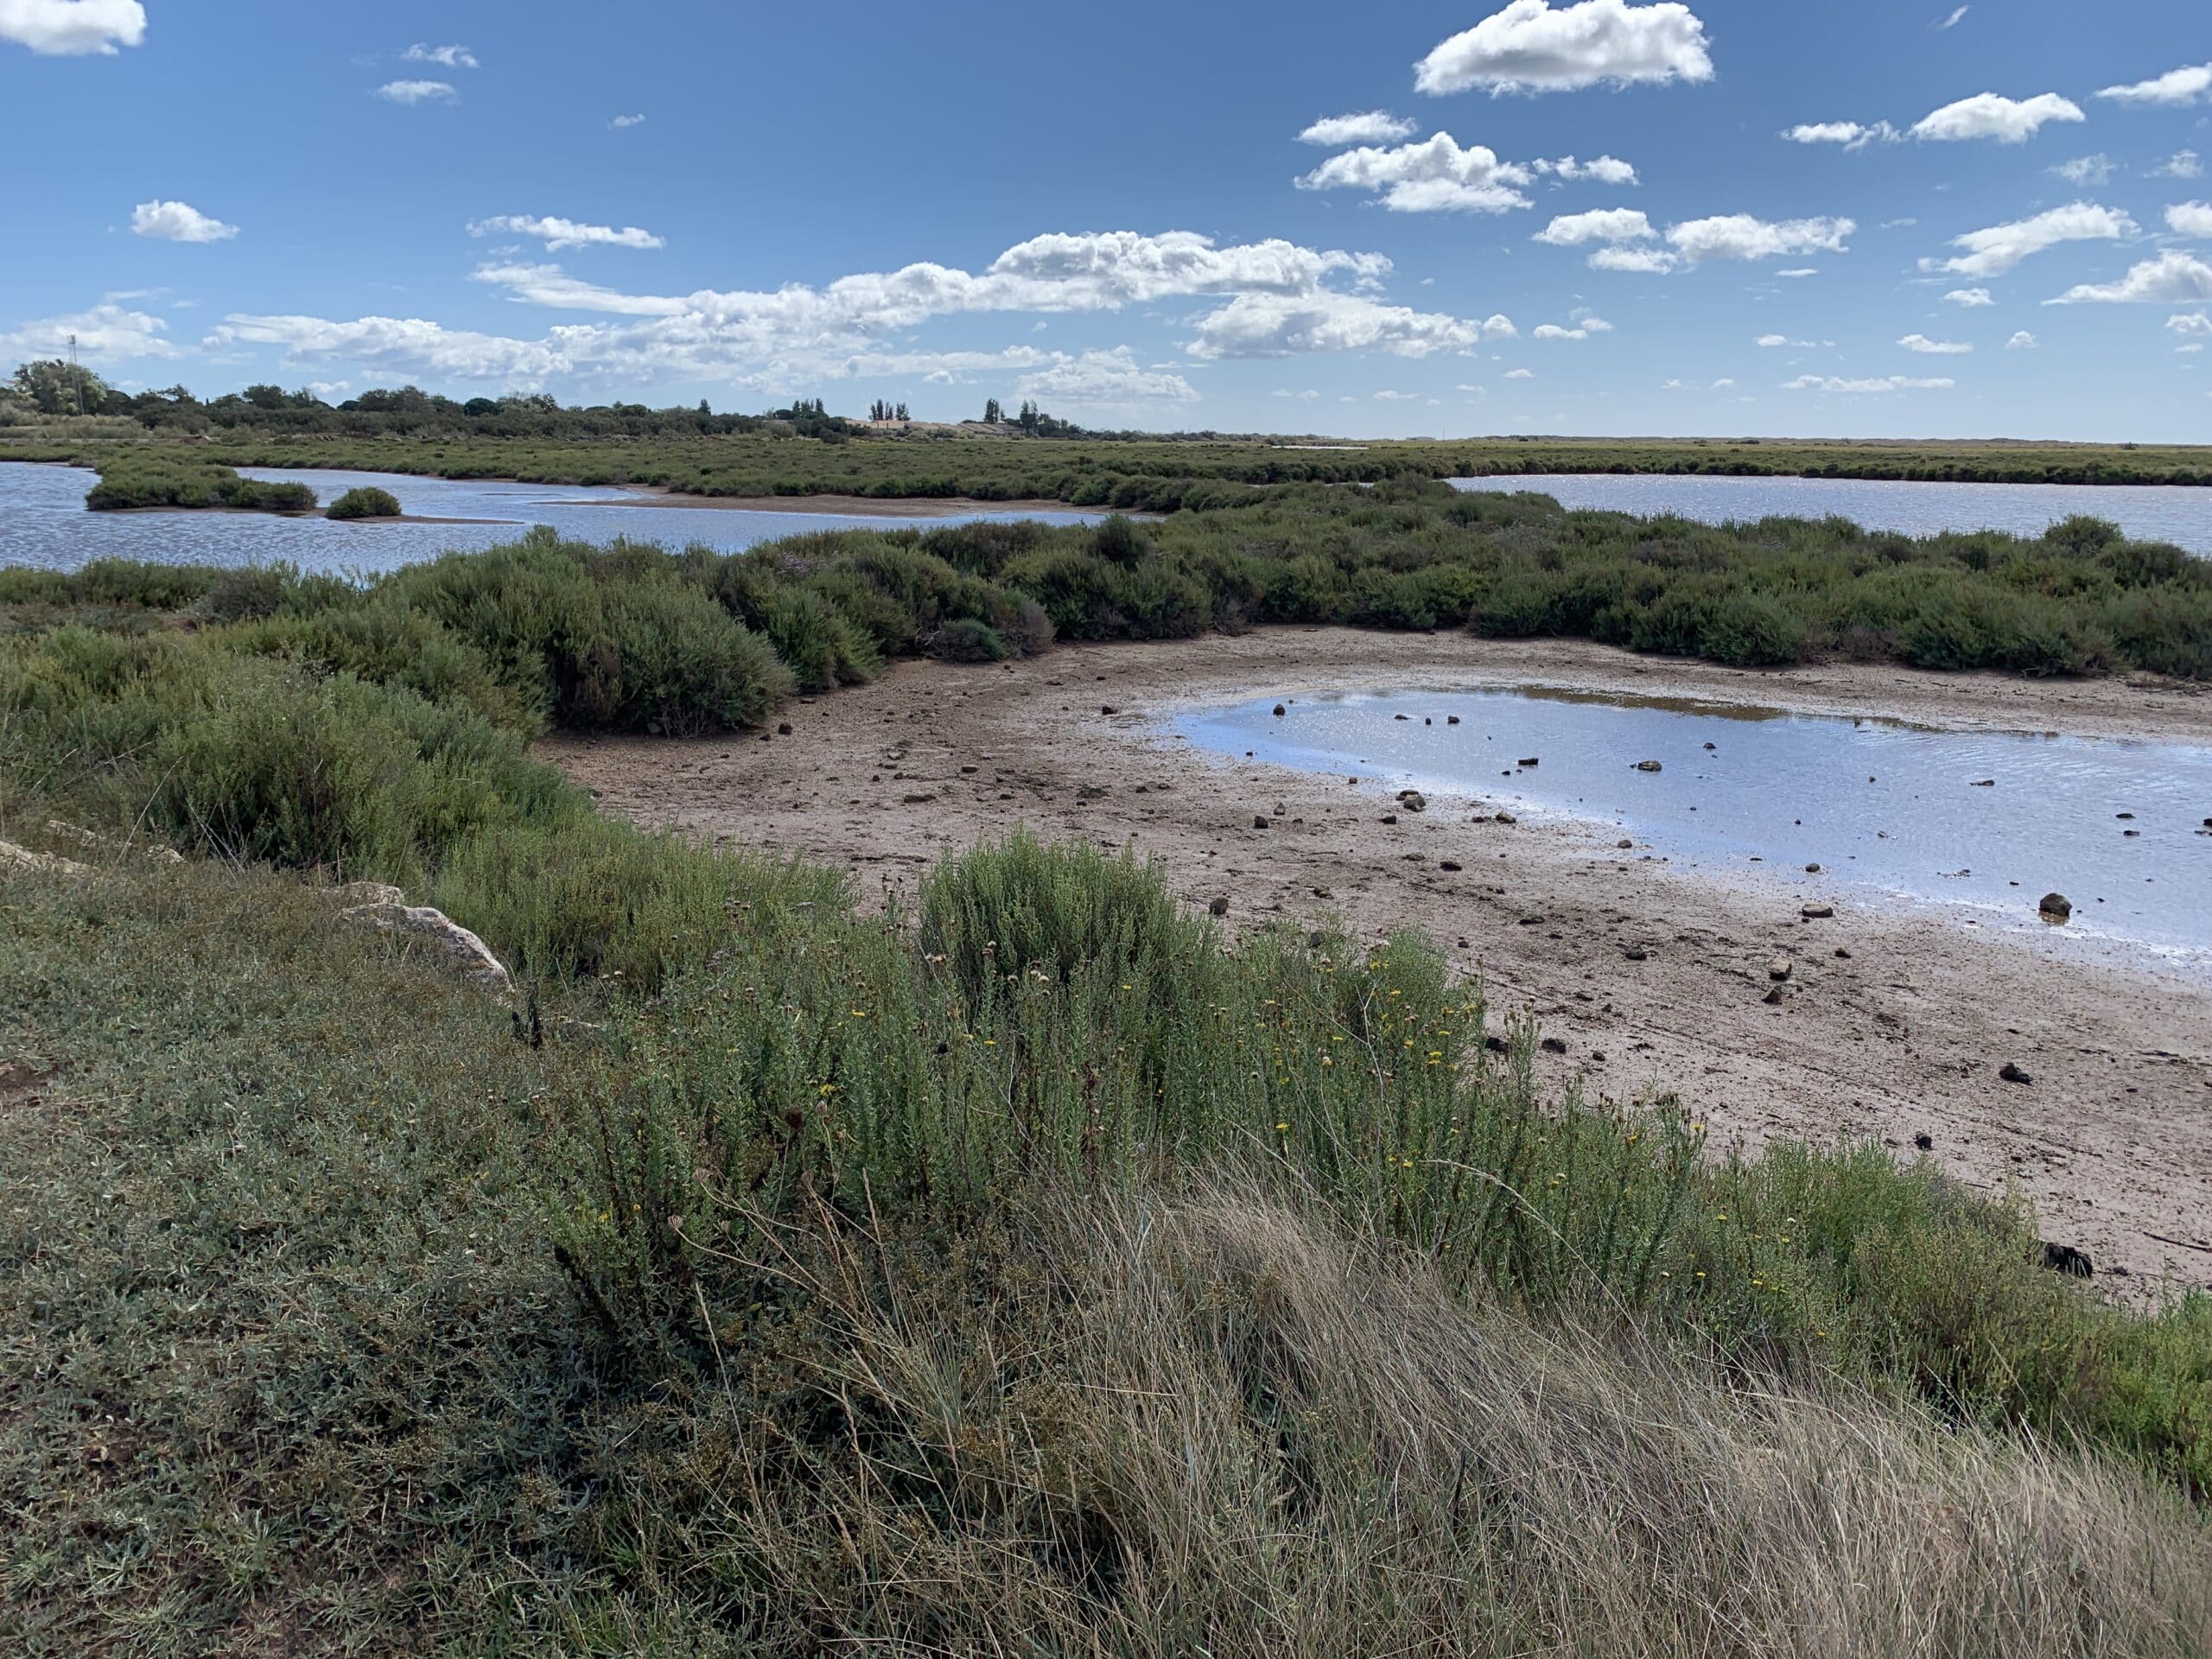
top-left (541, 629), bottom-right (2212, 1290)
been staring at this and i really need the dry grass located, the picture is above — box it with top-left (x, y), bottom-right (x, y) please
top-left (685, 1183), bottom-right (2212, 1657)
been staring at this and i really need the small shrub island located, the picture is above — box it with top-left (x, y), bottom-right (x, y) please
top-left (326, 485), bottom-right (404, 520)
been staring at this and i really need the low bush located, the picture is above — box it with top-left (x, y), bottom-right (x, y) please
top-left (326, 484), bottom-right (403, 519)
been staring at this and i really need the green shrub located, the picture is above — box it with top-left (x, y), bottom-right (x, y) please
top-left (327, 485), bottom-right (403, 519)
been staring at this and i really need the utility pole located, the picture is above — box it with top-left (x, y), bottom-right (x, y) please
top-left (68, 334), bottom-right (85, 417)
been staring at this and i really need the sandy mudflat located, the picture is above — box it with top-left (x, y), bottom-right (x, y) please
top-left (542, 630), bottom-right (2212, 1291)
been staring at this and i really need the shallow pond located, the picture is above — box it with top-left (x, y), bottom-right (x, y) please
top-left (1175, 687), bottom-right (2212, 973)
top-left (1450, 473), bottom-right (2212, 552)
top-left (0, 462), bottom-right (1106, 575)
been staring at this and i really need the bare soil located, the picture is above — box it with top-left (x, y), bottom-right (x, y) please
top-left (543, 630), bottom-right (2212, 1291)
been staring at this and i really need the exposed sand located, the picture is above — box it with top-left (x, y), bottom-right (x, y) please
top-left (542, 630), bottom-right (2212, 1292)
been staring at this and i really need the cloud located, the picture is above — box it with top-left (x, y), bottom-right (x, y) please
top-left (1544, 209), bottom-right (1851, 273)
top-left (1780, 120), bottom-right (1899, 150)
top-left (1898, 332), bottom-right (1972, 353)
top-left (470, 214), bottom-right (666, 251)
top-left (2094, 62), bottom-right (2212, 107)
top-left (245, 229), bottom-right (1494, 391)
top-left (1372, 389), bottom-right (1422, 400)
top-left (1533, 313), bottom-right (1611, 339)
top-left (2169, 201), bottom-right (2212, 238)
top-left (1533, 207), bottom-right (1654, 245)
top-left (609, 113), bottom-right (645, 130)
top-left (2170, 312), bottom-right (2212, 339)
top-left (1922, 201), bottom-right (2136, 277)
top-left (2050, 154), bottom-right (2113, 187)
top-left (1755, 334), bottom-right (1788, 346)
top-left (1272, 387), bottom-right (1322, 398)
top-left (374, 79), bottom-right (457, 105)
top-left (1777, 267), bottom-right (1818, 277)
top-left (1910, 92), bottom-right (2083, 143)
top-left (1783, 374), bottom-right (1955, 391)
top-left (1711, 376), bottom-right (1735, 387)
top-left (1535, 154), bottom-right (1639, 183)
top-left (1936, 5), bottom-right (1968, 26)
top-left (1666, 213), bottom-right (1854, 264)
top-left (1414, 0), bottom-right (1712, 96)
top-left (1296, 132), bottom-right (1533, 213)
top-left (402, 42), bottom-right (476, 69)
top-left (1587, 245), bottom-right (1676, 271)
top-left (1014, 346), bottom-right (1198, 405)
top-left (207, 315), bottom-right (573, 385)
top-left (1942, 287), bottom-right (1993, 306)
top-left (1479, 313), bottom-right (1519, 337)
top-left (2005, 330), bottom-right (2037, 348)
top-left (2152, 149), bottom-right (2204, 181)
top-left (1296, 111), bottom-right (1418, 146)
top-left (471, 263), bottom-right (688, 316)
top-left (0, 302), bottom-right (175, 362)
top-left (1184, 290), bottom-right (1486, 358)
top-left (130, 199), bottom-right (238, 244)
top-left (1503, 367), bottom-right (1535, 378)
top-left (2047, 249), bottom-right (2212, 304)
top-left (0, 0), bottom-right (143, 54)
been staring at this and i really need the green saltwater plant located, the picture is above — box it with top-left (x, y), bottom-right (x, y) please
top-left (325, 483), bottom-right (402, 518)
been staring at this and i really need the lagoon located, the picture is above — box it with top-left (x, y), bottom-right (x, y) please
top-left (1451, 473), bottom-right (2212, 551)
top-left (0, 462), bottom-right (1108, 575)
top-left (1176, 685), bottom-right (2212, 975)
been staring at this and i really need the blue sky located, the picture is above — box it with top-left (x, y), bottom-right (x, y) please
top-left (4, 0), bottom-right (2210, 438)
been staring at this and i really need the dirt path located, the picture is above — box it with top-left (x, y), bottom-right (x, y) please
top-left (543, 631), bottom-right (2212, 1292)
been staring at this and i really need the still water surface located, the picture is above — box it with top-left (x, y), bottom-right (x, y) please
top-left (1450, 473), bottom-right (2212, 551)
top-left (0, 462), bottom-right (1105, 575)
top-left (1176, 686), bottom-right (2212, 974)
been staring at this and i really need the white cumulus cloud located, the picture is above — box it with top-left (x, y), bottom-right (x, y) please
top-left (1297, 111), bottom-right (1418, 146)
top-left (1781, 120), bottom-right (1899, 150)
top-left (0, 302), bottom-right (175, 362)
top-left (305, 228), bottom-right (1496, 390)
top-left (0, 0), bottom-right (143, 54)
top-left (1504, 367), bottom-right (1535, 378)
top-left (1898, 333), bottom-right (1972, 353)
top-left (2168, 201), bottom-right (2212, 238)
top-left (1535, 154), bottom-right (1639, 183)
top-left (1910, 92), bottom-right (2083, 143)
top-left (1414, 0), bottom-right (1713, 96)
top-left (2169, 312), bottom-right (2212, 338)
top-left (2095, 62), bottom-right (2212, 107)
top-left (1588, 245), bottom-right (1676, 271)
top-left (130, 199), bottom-right (238, 244)
top-left (1783, 374), bottom-right (1955, 392)
top-left (1666, 213), bottom-right (1854, 264)
top-left (609, 113), bottom-right (645, 130)
top-left (2047, 249), bottom-right (2212, 304)
top-left (402, 42), bottom-right (476, 69)
top-left (1296, 132), bottom-right (1534, 213)
top-left (2152, 150), bottom-right (2204, 181)
top-left (470, 214), bottom-right (666, 251)
top-left (1534, 207), bottom-right (1654, 245)
top-left (375, 79), bottom-right (457, 105)
top-left (1922, 202), bottom-right (2136, 278)
top-left (2050, 155), bottom-right (2114, 187)
top-left (1014, 347), bottom-right (1198, 405)
top-left (2005, 330), bottom-right (2038, 348)
top-left (1942, 287), bottom-right (1994, 306)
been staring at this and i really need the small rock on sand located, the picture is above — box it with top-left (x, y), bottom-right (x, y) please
top-left (1801, 903), bottom-right (1834, 919)
top-left (1634, 760), bottom-right (1663, 773)
top-left (1768, 957), bottom-right (1792, 981)
top-left (1999, 1061), bottom-right (2033, 1084)
top-left (2038, 892), bottom-right (2073, 922)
